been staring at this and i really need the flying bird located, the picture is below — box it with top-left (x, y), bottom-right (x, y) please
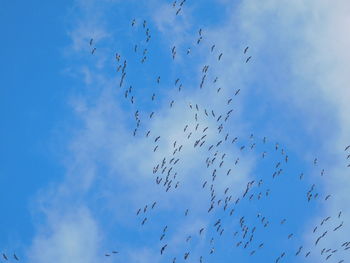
top-left (218, 53), bottom-right (223, 60)
top-left (160, 244), bottom-right (168, 255)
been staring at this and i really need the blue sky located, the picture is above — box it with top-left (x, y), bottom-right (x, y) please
top-left (1, 0), bottom-right (350, 263)
top-left (0, 0), bottom-right (72, 244)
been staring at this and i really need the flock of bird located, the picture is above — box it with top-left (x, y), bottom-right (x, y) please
top-left (1, 253), bottom-right (19, 262)
top-left (3, 1), bottom-right (348, 263)
top-left (87, 1), bottom-right (350, 262)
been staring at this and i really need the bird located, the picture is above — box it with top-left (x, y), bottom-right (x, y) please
top-left (244, 46), bottom-right (249, 53)
top-left (245, 56), bottom-right (251, 63)
top-left (2, 254), bottom-right (8, 260)
top-left (334, 222), bottom-right (343, 231)
top-left (160, 244), bottom-right (167, 255)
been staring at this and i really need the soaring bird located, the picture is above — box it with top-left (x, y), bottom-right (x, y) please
top-left (160, 244), bottom-right (168, 255)
top-left (334, 222), bottom-right (343, 231)
top-left (244, 46), bottom-right (249, 53)
top-left (245, 56), bottom-right (251, 63)
top-left (218, 53), bottom-right (223, 60)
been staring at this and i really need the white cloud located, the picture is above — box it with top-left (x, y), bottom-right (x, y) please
top-left (26, 0), bottom-right (350, 262)
top-left (28, 207), bottom-right (101, 263)
top-left (204, 0), bottom-right (350, 261)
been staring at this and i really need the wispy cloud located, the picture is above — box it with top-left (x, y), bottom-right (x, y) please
top-left (28, 207), bottom-right (101, 263)
top-left (25, 0), bottom-right (350, 262)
